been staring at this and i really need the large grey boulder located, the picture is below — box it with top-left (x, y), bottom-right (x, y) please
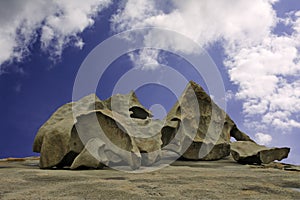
top-left (161, 81), bottom-right (253, 160)
top-left (230, 141), bottom-right (290, 164)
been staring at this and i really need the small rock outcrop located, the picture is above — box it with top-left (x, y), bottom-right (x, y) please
top-left (33, 81), bottom-right (290, 170)
top-left (230, 141), bottom-right (290, 164)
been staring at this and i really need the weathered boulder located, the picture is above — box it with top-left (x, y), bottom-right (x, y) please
top-left (72, 109), bottom-right (162, 169)
top-left (32, 94), bottom-right (104, 168)
top-left (161, 81), bottom-right (253, 160)
top-left (33, 92), bottom-right (161, 169)
top-left (230, 141), bottom-right (290, 164)
top-left (101, 92), bottom-right (163, 166)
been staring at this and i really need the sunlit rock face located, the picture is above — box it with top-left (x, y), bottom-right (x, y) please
top-left (33, 92), bottom-right (161, 169)
top-left (161, 81), bottom-right (254, 161)
top-left (33, 81), bottom-right (290, 170)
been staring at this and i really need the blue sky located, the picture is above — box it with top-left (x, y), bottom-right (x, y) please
top-left (0, 0), bottom-right (300, 165)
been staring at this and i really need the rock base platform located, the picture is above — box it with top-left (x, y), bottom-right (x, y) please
top-left (0, 157), bottom-right (299, 199)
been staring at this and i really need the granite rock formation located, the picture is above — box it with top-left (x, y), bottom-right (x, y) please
top-left (33, 81), bottom-right (290, 169)
top-left (230, 141), bottom-right (290, 164)
top-left (33, 94), bottom-right (104, 168)
top-left (33, 92), bottom-right (161, 169)
top-left (161, 81), bottom-right (253, 161)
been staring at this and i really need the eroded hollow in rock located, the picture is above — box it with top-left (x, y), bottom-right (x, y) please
top-left (129, 106), bottom-right (150, 119)
top-left (161, 126), bottom-right (177, 147)
top-left (55, 151), bottom-right (79, 169)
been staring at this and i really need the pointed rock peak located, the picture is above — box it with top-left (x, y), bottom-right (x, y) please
top-left (188, 80), bottom-right (203, 89)
top-left (184, 80), bottom-right (211, 102)
top-left (129, 90), bottom-right (141, 104)
top-left (187, 80), bottom-right (206, 92)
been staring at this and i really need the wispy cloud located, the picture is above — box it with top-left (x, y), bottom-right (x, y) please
top-left (0, 0), bottom-right (112, 71)
top-left (14, 83), bottom-right (22, 93)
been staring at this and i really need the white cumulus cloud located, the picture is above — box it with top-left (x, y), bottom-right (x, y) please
top-left (111, 0), bottom-right (277, 51)
top-left (0, 0), bottom-right (112, 72)
top-left (128, 48), bottom-right (163, 71)
top-left (255, 132), bottom-right (273, 145)
top-left (111, 0), bottom-right (300, 131)
top-left (225, 11), bottom-right (300, 131)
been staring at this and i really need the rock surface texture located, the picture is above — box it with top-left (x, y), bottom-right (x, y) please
top-left (33, 81), bottom-right (290, 169)
top-left (1, 158), bottom-right (300, 199)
